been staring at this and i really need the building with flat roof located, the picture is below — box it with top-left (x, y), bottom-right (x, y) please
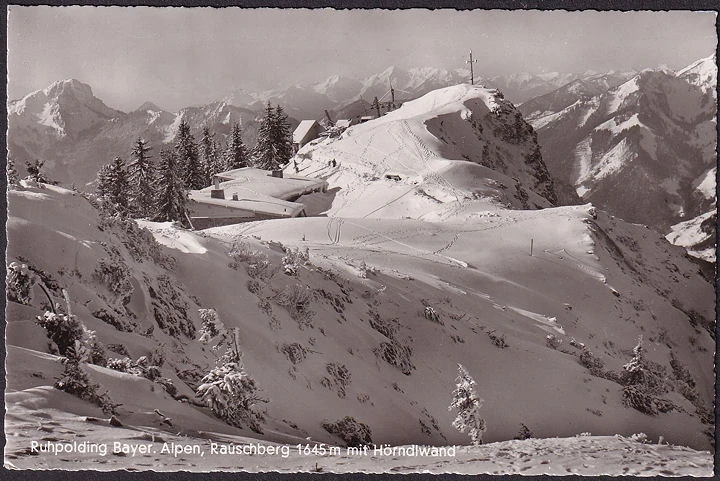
top-left (188, 167), bottom-right (327, 229)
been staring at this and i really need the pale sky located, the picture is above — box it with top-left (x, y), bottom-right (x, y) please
top-left (8, 6), bottom-right (717, 112)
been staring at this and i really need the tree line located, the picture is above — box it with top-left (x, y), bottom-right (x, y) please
top-left (95, 103), bottom-right (294, 226)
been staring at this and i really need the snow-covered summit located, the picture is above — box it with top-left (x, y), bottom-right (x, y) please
top-left (677, 54), bottom-right (717, 95)
top-left (9, 78), bottom-right (122, 139)
top-left (312, 74), bottom-right (363, 103)
top-left (290, 83), bottom-right (557, 219)
top-left (135, 101), bottom-right (168, 113)
top-left (43, 78), bottom-right (96, 103)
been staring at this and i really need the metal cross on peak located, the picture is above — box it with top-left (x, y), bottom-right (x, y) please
top-left (466, 49), bottom-right (477, 85)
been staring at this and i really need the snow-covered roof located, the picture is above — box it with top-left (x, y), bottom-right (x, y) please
top-left (293, 120), bottom-right (321, 144)
top-left (190, 167), bottom-right (327, 219)
top-left (335, 119), bottom-right (352, 129)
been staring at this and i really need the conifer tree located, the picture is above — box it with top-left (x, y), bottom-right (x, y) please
top-left (272, 105), bottom-right (294, 166)
top-left (174, 119), bottom-right (205, 189)
top-left (449, 363), bottom-right (486, 446)
top-left (154, 149), bottom-right (189, 226)
top-left (251, 104), bottom-right (293, 170)
top-left (110, 156), bottom-right (130, 209)
top-left (252, 103), bottom-right (278, 170)
top-left (621, 335), bottom-right (666, 415)
top-left (224, 122), bottom-right (249, 170)
top-left (200, 127), bottom-right (220, 182)
top-left (7, 157), bottom-right (19, 186)
top-left (6, 262), bottom-right (33, 305)
top-left (55, 343), bottom-right (115, 414)
top-left (97, 156), bottom-right (131, 209)
top-left (128, 137), bottom-right (155, 218)
top-left (196, 328), bottom-right (267, 433)
top-left (25, 160), bottom-right (53, 184)
top-left (96, 163), bottom-right (113, 198)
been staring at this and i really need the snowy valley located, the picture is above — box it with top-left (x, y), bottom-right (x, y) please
top-left (5, 76), bottom-right (715, 476)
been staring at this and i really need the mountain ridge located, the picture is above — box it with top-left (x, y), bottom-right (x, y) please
top-left (520, 56), bottom-right (717, 262)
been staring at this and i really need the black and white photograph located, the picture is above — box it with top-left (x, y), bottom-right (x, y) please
top-left (4, 5), bottom-right (717, 475)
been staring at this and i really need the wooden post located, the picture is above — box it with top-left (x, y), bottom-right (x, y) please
top-left (530, 238), bottom-right (534, 256)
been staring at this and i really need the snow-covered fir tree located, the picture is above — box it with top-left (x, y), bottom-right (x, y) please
top-left (174, 119), bottom-right (205, 190)
top-left (623, 335), bottom-right (646, 385)
top-left (252, 103), bottom-right (292, 170)
top-left (36, 309), bottom-right (84, 356)
top-left (55, 342), bottom-right (115, 414)
top-left (621, 335), bottom-right (669, 415)
top-left (7, 157), bottom-right (19, 186)
top-left (198, 308), bottom-right (225, 344)
top-left (449, 363), bottom-right (487, 445)
top-left (96, 163), bottom-right (112, 198)
top-left (196, 329), bottom-right (267, 433)
top-left (252, 103), bottom-right (277, 169)
top-left (128, 137), bottom-right (155, 218)
top-left (224, 122), bottom-right (249, 170)
top-left (200, 127), bottom-right (220, 181)
top-left (25, 159), bottom-right (53, 184)
top-left (97, 156), bottom-right (130, 209)
top-left (272, 105), bottom-right (294, 166)
top-left (154, 148), bottom-right (189, 226)
top-left (6, 261), bottom-right (33, 305)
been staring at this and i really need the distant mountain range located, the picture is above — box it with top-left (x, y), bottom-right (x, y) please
top-left (222, 67), bottom-right (628, 122)
top-left (520, 55), bottom-right (716, 263)
top-left (6, 67), bottom-right (611, 187)
top-left (8, 79), bottom-right (273, 186)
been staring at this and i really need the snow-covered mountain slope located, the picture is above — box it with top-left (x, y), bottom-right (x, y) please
top-left (8, 79), bottom-right (124, 139)
top-left (521, 58), bottom-right (716, 262)
top-left (290, 84), bottom-right (557, 219)
top-left (678, 54), bottom-right (717, 94)
top-left (521, 72), bottom-right (637, 127)
top-left (8, 80), bottom-right (125, 181)
top-left (666, 210), bottom-right (716, 263)
top-left (6, 181), bottom-right (714, 468)
top-left (486, 71), bottom-right (588, 105)
top-left (313, 74), bottom-right (365, 104)
top-left (8, 80), bottom-right (277, 187)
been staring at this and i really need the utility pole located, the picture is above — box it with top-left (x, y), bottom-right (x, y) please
top-left (466, 49), bottom-right (477, 85)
